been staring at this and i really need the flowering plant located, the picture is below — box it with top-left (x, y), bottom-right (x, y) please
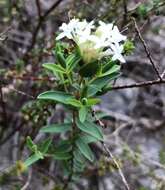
top-left (24, 19), bottom-right (131, 187)
top-left (57, 19), bottom-right (126, 63)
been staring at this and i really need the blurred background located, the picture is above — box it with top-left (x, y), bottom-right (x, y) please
top-left (0, 0), bottom-right (165, 189)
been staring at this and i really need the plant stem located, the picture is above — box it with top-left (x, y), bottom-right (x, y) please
top-left (67, 73), bottom-right (72, 86)
top-left (62, 111), bottom-right (77, 190)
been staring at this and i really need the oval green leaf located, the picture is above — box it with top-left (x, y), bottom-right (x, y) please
top-left (79, 106), bottom-right (88, 123)
top-left (40, 123), bottom-right (71, 133)
top-left (53, 152), bottom-right (72, 160)
top-left (76, 120), bottom-right (104, 141)
top-left (24, 154), bottom-right (42, 167)
top-left (43, 63), bottom-right (66, 73)
top-left (76, 138), bottom-right (94, 162)
top-left (37, 90), bottom-right (74, 105)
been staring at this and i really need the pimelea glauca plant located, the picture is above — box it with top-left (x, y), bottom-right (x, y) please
top-left (24, 18), bottom-right (131, 185)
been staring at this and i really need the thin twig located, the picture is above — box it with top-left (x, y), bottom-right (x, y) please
top-left (132, 17), bottom-right (162, 81)
top-left (7, 75), bottom-right (56, 82)
top-left (36, 0), bottom-right (42, 18)
top-left (3, 76), bottom-right (165, 90)
top-left (0, 120), bottom-right (24, 146)
top-left (128, 1), bottom-right (165, 16)
top-left (10, 87), bottom-right (35, 99)
top-left (161, 70), bottom-right (165, 79)
top-left (20, 168), bottom-right (32, 190)
top-left (102, 143), bottom-right (130, 190)
top-left (94, 106), bottom-right (134, 123)
top-left (93, 109), bottom-right (130, 189)
top-left (146, 1), bottom-right (165, 14)
top-left (110, 79), bottom-right (165, 90)
top-left (108, 122), bottom-right (133, 138)
top-left (122, 0), bottom-right (128, 26)
top-left (26, 0), bottom-right (64, 54)
top-left (0, 26), bottom-right (12, 42)
top-left (35, 166), bottom-right (64, 183)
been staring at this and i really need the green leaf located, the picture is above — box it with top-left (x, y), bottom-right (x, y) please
top-left (86, 98), bottom-right (101, 106)
top-left (73, 158), bottom-right (85, 172)
top-left (55, 42), bottom-right (62, 53)
top-left (26, 136), bottom-right (34, 149)
top-left (66, 54), bottom-right (81, 72)
top-left (66, 54), bottom-right (75, 65)
top-left (40, 123), bottom-right (71, 133)
top-left (43, 63), bottom-right (66, 74)
top-left (76, 120), bottom-right (104, 141)
top-left (53, 140), bottom-right (72, 154)
top-left (37, 90), bottom-right (74, 105)
top-left (26, 136), bottom-right (37, 153)
top-left (100, 64), bottom-right (120, 77)
top-left (61, 160), bottom-right (71, 176)
top-left (80, 134), bottom-right (98, 144)
top-left (54, 146), bottom-right (72, 154)
top-left (79, 61), bottom-right (99, 77)
top-left (87, 73), bottom-right (120, 96)
top-left (66, 98), bottom-right (82, 108)
top-left (56, 52), bottom-right (66, 68)
top-left (87, 85), bottom-right (100, 97)
top-left (123, 40), bottom-right (135, 55)
top-left (53, 152), bottom-right (72, 160)
top-left (79, 106), bottom-right (88, 123)
top-left (102, 60), bottom-right (117, 73)
top-left (38, 138), bottom-right (52, 154)
top-left (73, 149), bottom-right (86, 164)
top-left (76, 138), bottom-right (94, 162)
top-left (24, 154), bottom-right (42, 167)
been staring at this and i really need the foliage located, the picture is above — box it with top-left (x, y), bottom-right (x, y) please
top-left (0, 0), bottom-right (165, 189)
top-left (23, 19), bottom-right (129, 186)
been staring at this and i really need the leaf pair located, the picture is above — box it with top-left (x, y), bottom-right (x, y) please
top-left (76, 120), bottom-right (103, 141)
top-left (75, 119), bottom-right (104, 162)
top-left (40, 123), bottom-right (71, 133)
top-left (24, 137), bottom-right (52, 167)
top-left (87, 61), bottom-right (121, 96)
top-left (43, 53), bottom-right (80, 76)
top-left (37, 90), bottom-right (100, 123)
top-left (39, 124), bottom-right (72, 161)
top-left (37, 90), bottom-right (74, 105)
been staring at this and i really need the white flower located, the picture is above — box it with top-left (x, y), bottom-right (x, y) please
top-left (96, 21), bottom-right (114, 39)
top-left (109, 26), bottom-right (127, 43)
top-left (56, 19), bottom-right (94, 42)
top-left (103, 44), bottom-right (125, 63)
top-left (56, 19), bottom-right (127, 63)
top-left (56, 18), bottom-right (79, 40)
top-left (76, 21), bottom-right (95, 43)
top-left (111, 43), bottom-right (125, 63)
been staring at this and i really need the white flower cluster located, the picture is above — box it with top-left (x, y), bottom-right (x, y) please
top-left (56, 19), bottom-right (127, 63)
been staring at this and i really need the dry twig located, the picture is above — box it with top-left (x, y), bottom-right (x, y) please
top-left (131, 17), bottom-right (162, 81)
top-left (161, 70), bottom-right (165, 79)
top-left (92, 109), bottom-right (130, 190)
top-left (0, 26), bottom-right (12, 42)
top-left (111, 79), bottom-right (165, 90)
top-left (36, 0), bottom-right (42, 18)
top-left (26, 0), bottom-right (64, 54)
top-left (21, 168), bottom-right (32, 190)
top-left (102, 143), bottom-right (130, 190)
